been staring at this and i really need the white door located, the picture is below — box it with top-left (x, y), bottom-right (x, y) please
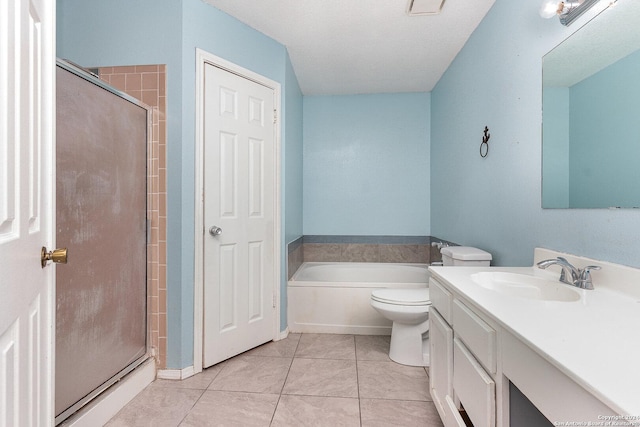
top-left (0, 0), bottom-right (56, 424)
top-left (203, 64), bottom-right (277, 367)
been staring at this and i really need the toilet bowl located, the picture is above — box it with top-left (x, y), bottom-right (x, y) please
top-left (371, 245), bottom-right (493, 367)
top-left (370, 288), bottom-right (431, 367)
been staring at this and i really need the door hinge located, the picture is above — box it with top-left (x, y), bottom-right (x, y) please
top-left (272, 293), bottom-right (277, 308)
top-left (273, 109), bottom-right (277, 125)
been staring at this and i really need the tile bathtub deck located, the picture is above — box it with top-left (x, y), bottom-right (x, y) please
top-left (106, 334), bottom-right (444, 427)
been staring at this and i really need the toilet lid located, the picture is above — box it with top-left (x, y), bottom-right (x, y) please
top-left (371, 288), bottom-right (431, 306)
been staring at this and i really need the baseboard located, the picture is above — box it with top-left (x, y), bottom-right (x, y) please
top-left (289, 322), bottom-right (392, 335)
top-left (60, 357), bottom-right (155, 427)
top-left (278, 327), bottom-right (289, 340)
top-left (156, 365), bottom-right (196, 380)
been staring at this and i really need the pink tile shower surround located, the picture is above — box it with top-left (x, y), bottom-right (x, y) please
top-left (99, 65), bottom-right (167, 368)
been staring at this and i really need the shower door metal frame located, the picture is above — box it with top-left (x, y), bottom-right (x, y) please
top-left (54, 59), bottom-right (151, 425)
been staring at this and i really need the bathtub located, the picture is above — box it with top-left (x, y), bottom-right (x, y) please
top-left (287, 262), bottom-right (430, 335)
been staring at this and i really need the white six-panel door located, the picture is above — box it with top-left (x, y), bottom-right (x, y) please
top-left (0, 0), bottom-right (56, 424)
top-left (203, 63), bottom-right (276, 367)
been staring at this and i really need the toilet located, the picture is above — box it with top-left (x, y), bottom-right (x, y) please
top-left (370, 246), bottom-right (492, 367)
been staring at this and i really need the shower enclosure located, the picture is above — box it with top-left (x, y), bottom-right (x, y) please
top-left (55, 60), bottom-right (149, 424)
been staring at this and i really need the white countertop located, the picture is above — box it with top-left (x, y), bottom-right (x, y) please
top-left (429, 263), bottom-right (640, 416)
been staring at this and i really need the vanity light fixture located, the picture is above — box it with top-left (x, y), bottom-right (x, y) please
top-left (406, 0), bottom-right (446, 16)
top-left (539, 0), bottom-right (600, 25)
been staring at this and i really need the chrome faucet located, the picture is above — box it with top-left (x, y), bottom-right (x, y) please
top-left (536, 257), bottom-right (601, 290)
top-left (537, 257), bottom-right (580, 285)
top-left (431, 241), bottom-right (450, 250)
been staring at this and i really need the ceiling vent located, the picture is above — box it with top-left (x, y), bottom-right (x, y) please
top-left (406, 0), bottom-right (446, 16)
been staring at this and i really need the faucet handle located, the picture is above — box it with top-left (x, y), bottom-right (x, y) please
top-left (577, 265), bottom-right (601, 290)
top-left (580, 265), bottom-right (601, 278)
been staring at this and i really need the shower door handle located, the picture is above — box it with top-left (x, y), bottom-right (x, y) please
top-left (209, 226), bottom-right (223, 236)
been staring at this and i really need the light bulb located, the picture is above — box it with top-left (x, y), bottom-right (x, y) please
top-left (539, 0), bottom-right (563, 18)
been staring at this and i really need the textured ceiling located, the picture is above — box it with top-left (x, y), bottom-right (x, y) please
top-left (204, 0), bottom-right (496, 95)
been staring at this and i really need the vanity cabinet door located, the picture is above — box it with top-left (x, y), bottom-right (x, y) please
top-left (430, 309), bottom-right (465, 426)
top-left (453, 338), bottom-right (496, 427)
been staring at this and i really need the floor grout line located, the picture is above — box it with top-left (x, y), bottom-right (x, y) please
top-left (269, 333), bottom-right (301, 426)
top-left (354, 334), bottom-right (363, 427)
top-left (106, 333), bottom-right (442, 426)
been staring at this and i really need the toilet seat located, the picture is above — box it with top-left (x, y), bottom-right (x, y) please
top-left (371, 288), bottom-right (431, 306)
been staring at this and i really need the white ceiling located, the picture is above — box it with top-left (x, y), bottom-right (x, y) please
top-left (203, 0), bottom-right (496, 95)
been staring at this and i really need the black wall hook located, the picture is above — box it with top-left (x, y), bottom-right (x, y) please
top-left (480, 126), bottom-right (490, 158)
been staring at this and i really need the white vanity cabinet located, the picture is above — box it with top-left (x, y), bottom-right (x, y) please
top-left (428, 251), bottom-right (634, 427)
top-left (429, 276), bottom-right (498, 427)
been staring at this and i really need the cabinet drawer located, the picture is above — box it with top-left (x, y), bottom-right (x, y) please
top-left (430, 278), bottom-right (453, 324)
top-left (452, 299), bottom-right (496, 374)
top-left (453, 338), bottom-right (496, 427)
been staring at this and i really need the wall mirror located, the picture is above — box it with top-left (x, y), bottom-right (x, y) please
top-left (542, 0), bottom-right (640, 208)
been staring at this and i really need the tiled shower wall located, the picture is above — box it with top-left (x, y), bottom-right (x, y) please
top-left (98, 65), bottom-right (167, 368)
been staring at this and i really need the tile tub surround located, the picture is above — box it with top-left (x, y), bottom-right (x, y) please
top-left (287, 237), bottom-right (303, 280)
top-left (287, 236), bottom-right (456, 279)
top-left (106, 333), bottom-right (444, 426)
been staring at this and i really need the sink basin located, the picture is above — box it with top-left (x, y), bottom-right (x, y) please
top-left (470, 272), bottom-right (581, 302)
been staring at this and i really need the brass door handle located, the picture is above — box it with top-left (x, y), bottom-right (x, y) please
top-left (41, 247), bottom-right (68, 268)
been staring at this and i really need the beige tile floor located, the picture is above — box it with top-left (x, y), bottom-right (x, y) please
top-left (106, 333), bottom-right (444, 427)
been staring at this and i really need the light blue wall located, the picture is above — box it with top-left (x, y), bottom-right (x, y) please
top-left (57, 0), bottom-right (304, 369)
top-left (303, 93), bottom-right (431, 235)
top-left (569, 49), bottom-right (640, 208)
top-left (284, 58), bottom-right (304, 244)
top-left (282, 56), bottom-right (304, 327)
top-left (431, 0), bottom-right (640, 268)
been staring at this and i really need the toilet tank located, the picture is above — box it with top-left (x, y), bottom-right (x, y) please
top-left (441, 246), bottom-right (492, 266)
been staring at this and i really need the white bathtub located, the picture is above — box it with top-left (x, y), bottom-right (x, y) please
top-left (287, 262), bottom-right (430, 335)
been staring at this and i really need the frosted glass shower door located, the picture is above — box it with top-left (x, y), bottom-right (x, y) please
top-left (54, 61), bottom-right (148, 422)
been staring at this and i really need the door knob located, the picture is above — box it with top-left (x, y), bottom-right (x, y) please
top-left (209, 226), bottom-right (223, 236)
top-left (41, 247), bottom-right (68, 268)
